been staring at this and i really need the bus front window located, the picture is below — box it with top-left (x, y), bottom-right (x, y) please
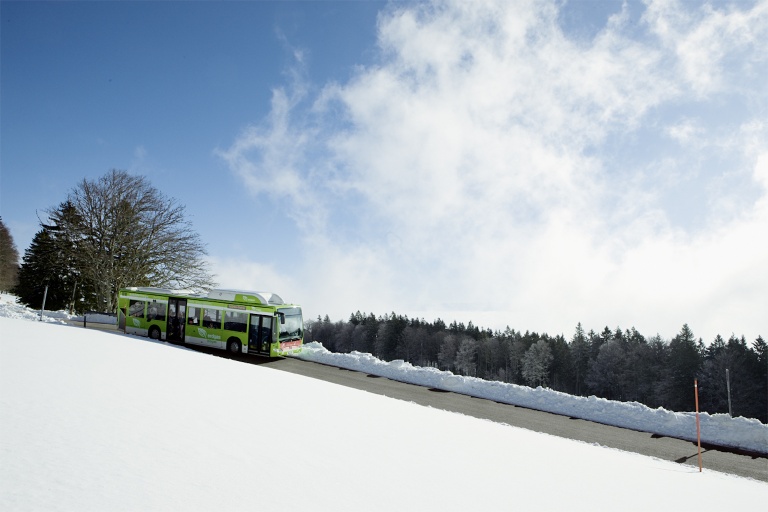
top-left (278, 307), bottom-right (303, 342)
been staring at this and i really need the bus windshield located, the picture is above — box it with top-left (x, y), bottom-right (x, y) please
top-left (279, 307), bottom-right (303, 341)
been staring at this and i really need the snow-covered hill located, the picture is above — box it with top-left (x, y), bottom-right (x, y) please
top-left (1, 296), bottom-right (766, 510)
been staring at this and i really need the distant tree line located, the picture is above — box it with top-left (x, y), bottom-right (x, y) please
top-left (12, 169), bottom-right (215, 313)
top-left (307, 313), bottom-right (768, 422)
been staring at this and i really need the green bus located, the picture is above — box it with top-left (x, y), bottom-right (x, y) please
top-left (117, 287), bottom-right (303, 357)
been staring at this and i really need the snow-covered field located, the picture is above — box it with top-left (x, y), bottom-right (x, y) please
top-left (1, 294), bottom-right (766, 510)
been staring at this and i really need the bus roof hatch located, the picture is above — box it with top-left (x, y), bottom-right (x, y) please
top-left (206, 289), bottom-right (285, 305)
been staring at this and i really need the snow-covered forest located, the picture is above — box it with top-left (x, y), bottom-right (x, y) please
top-left (307, 313), bottom-right (768, 423)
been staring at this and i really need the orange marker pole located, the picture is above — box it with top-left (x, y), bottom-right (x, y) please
top-left (695, 379), bottom-right (702, 472)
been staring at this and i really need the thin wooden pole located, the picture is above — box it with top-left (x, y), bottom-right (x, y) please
top-left (39, 284), bottom-right (48, 321)
top-left (695, 379), bottom-right (702, 472)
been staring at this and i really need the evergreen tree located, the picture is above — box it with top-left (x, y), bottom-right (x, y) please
top-left (622, 328), bottom-right (648, 403)
top-left (699, 335), bottom-right (764, 420)
top-left (46, 201), bottom-right (98, 311)
top-left (312, 315), bottom-right (334, 350)
top-left (549, 334), bottom-right (573, 393)
top-left (13, 228), bottom-right (76, 311)
top-left (727, 335), bottom-right (764, 421)
top-left (753, 336), bottom-right (768, 368)
top-left (362, 313), bottom-right (379, 354)
top-left (0, 217), bottom-right (20, 292)
top-left (399, 325), bottom-right (423, 363)
top-left (351, 323), bottom-right (368, 352)
top-left (379, 312), bottom-right (407, 361)
top-left (425, 330), bottom-right (445, 367)
top-left (336, 321), bottom-right (355, 353)
top-left (508, 337), bottom-right (526, 384)
top-left (570, 323), bottom-right (590, 395)
top-left (586, 339), bottom-right (628, 400)
top-left (349, 311), bottom-right (364, 325)
top-left (478, 336), bottom-right (506, 381)
top-left (707, 335), bottom-right (726, 359)
top-left (645, 334), bottom-right (673, 408)
top-left (667, 324), bottom-right (703, 411)
top-left (592, 327), bottom-right (613, 360)
top-left (375, 320), bottom-right (393, 359)
top-left (752, 336), bottom-right (767, 423)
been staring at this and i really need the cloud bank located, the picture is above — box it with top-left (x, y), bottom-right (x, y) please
top-left (218, 0), bottom-right (768, 342)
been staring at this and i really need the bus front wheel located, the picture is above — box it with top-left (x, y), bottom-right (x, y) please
top-left (227, 339), bottom-right (241, 355)
top-left (149, 326), bottom-right (161, 340)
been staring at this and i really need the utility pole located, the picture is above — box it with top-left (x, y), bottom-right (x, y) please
top-left (39, 284), bottom-right (48, 321)
top-left (726, 368), bottom-right (733, 417)
top-left (694, 379), bottom-right (702, 472)
top-left (69, 279), bottom-right (78, 314)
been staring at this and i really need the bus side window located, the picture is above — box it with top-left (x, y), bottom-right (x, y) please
top-left (224, 311), bottom-right (247, 333)
top-left (261, 317), bottom-right (273, 344)
top-left (129, 300), bottom-right (145, 318)
top-left (188, 307), bottom-right (199, 325)
top-left (154, 302), bottom-right (166, 322)
top-left (203, 308), bottom-right (220, 329)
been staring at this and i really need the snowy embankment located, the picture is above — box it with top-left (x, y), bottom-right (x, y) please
top-left (0, 294), bottom-right (115, 325)
top-left (294, 342), bottom-right (768, 454)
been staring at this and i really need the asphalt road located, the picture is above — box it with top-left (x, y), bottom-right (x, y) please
top-left (241, 354), bottom-right (767, 483)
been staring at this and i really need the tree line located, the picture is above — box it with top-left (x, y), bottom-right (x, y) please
top-left (307, 313), bottom-right (768, 422)
top-left (5, 169), bottom-right (215, 313)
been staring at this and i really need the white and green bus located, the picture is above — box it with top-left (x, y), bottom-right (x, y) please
top-left (117, 287), bottom-right (303, 357)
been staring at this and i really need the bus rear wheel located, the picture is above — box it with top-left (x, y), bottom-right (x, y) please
top-left (227, 339), bottom-right (241, 355)
top-left (149, 326), bottom-right (161, 340)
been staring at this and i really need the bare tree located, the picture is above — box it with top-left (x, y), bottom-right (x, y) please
top-left (522, 340), bottom-right (553, 388)
top-left (438, 334), bottom-right (459, 372)
top-left (454, 336), bottom-right (478, 376)
top-left (53, 170), bottom-right (215, 311)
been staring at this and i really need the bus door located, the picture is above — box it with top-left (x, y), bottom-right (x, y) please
top-left (167, 298), bottom-right (187, 343)
top-left (248, 314), bottom-right (273, 355)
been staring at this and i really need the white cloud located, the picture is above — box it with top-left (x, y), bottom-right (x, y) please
top-left (128, 145), bottom-right (148, 174)
top-left (665, 119), bottom-right (703, 144)
top-left (219, 0), bottom-right (768, 341)
top-left (755, 152), bottom-right (768, 188)
top-left (643, 0), bottom-right (768, 96)
top-left (208, 256), bottom-right (296, 299)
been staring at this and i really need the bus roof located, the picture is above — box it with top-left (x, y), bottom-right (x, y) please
top-left (124, 287), bottom-right (195, 296)
top-left (122, 287), bottom-right (285, 306)
top-left (207, 289), bottom-right (284, 305)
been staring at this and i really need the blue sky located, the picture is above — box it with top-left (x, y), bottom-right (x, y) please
top-left (2, 0), bottom-right (767, 342)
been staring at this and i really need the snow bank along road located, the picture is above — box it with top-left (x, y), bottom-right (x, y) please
top-left (207, 349), bottom-right (768, 483)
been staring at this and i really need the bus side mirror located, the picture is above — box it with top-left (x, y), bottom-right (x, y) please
top-left (279, 313), bottom-right (286, 324)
